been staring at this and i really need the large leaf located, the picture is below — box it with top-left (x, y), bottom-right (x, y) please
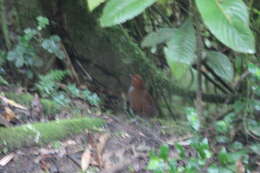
top-left (87, 0), bottom-right (106, 11)
top-left (170, 61), bottom-right (190, 81)
top-left (195, 0), bottom-right (255, 54)
top-left (164, 18), bottom-right (196, 65)
top-left (206, 51), bottom-right (234, 82)
top-left (141, 28), bottom-right (176, 48)
top-left (100, 0), bottom-right (157, 27)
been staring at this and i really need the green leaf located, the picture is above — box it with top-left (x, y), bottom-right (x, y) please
top-left (218, 147), bottom-right (235, 165)
top-left (195, 0), bottom-right (255, 53)
top-left (215, 120), bottom-right (229, 133)
top-left (36, 16), bottom-right (49, 30)
top-left (175, 143), bottom-right (185, 158)
top-left (0, 76), bottom-right (8, 85)
top-left (15, 56), bottom-right (25, 67)
top-left (249, 144), bottom-right (260, 155)
top-left (164, 18), bottom-right (196, 65)
top-left (147, 156), bottom-right (165, 172)
top-left (248, 120), bottom-right (260, 136)
top-left (170, 61), bottom-right (190, 81)
top-left (41, 36), bottom-right (65, 60)
top-left (100, 0), bottom-right (157, 27)
top-left (208, 165), bottom-right (233, 173)
top-left (216, 135), bottom-right (230, 143)
top-left (23, 28), bottom-right (38, 41)
top-left (206, 51), bottom-right (234, 82)
top-left (159, 145), bottom-right (169, 161)
top-left (248, 63), bottom-right (260, 79)
top-left (87, 0), bottom-right (106, 11)
top-left (141, 28), bottom-right (176, 48)
top-left (186, 107), bottom-right (200, 131)
top-left (67, 84), bottom-right (81, 97)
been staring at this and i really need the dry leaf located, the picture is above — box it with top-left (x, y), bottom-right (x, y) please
top-left (0, 153), bottom-right (15, 166)
top-left (96, 133), bottom-right (110, 156)
top-left (96, 133), bottom-right (110, 168)
top-left (236, 159), bottom-right (245, 173)
top-left (0, 95), bottom-right (27, 110)
top-left (81, 147), bottom-right (91, 171)
top-left (0, 115), bottom-right (11, 127)
top-left (2, 107), bottom-right (16, 121)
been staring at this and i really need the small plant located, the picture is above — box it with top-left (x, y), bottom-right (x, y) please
top-left (35, 69), bottom-right (70, 106)
top-left (147, 138), bottom-right (249, 173)
top-left (147, 138), bottom-right (212, 173)
top-left (6, 16), bottom-right (64, 79)
top-left (67, 83), bottom-right (101, 106)
top-left (35, 69), bottom-right (68, 97)
top-left (81, 89), bottom-right (100, 106)
top-left (41, 98), bottom-right (63, 115)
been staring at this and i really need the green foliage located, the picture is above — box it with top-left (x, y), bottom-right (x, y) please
top-left (67, 83), bottom-right (101, 106)
top-left (248, 63), bottom-right (260, 80)
top-left (195, 0), bottom-right (255, 53)
top-left (0, 76), bottom-right (8, 85)
top-left (141, 19), bottom-right (196, 85)
top-left (5, 16), bottom-right (64, 79)
top-left (97, 0), bottom-right (258, 171)
top-left (7, 28), bottom-right (42, 69)
top-left (141, 28), bottom-right (176, 48)
top-left (147, 138), bottom-right (249, 173)
top-left (50, 140), bottom-right (62, 149)
top-left (186, 107), bottom-right (200, 132)
top-left (147, 139), bottom-right (212, 173)
top-left (206, 51), bottom-right (234, 82)
top-left (164, 18), bottom-right (196, 65)
top-left (87, 0), bottom-right (106, 11)
top-left (35, 69), bottom-right (68, 97)
top-left (81, 89), bottom-right (100, 106)
top-left (41, 98), bottom-right (63, 115)
top-left (41, 35), bottom-right (65, 60)
top-left (52, 92), bottom-right (71, 107)
top-left (100, 0), bottom-right (156, 27)
top-left (36, 71), bottom-right (100, 107)
top-left (35, 69), bottom-right (71, 107)
top-left (36, 16), bottom-right (49, 30)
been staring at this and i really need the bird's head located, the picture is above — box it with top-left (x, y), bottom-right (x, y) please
top-left (130, 74), bottom-right (145, 89)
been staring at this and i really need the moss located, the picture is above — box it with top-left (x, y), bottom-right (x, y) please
top-left (0, 117), bottom-right (105, 152)
top-left (40, 98), bottom-right (63, 115)
top-left (5, 92), bottom-right (66, 115)
top-left (5, 92), bottom-right (34, 106)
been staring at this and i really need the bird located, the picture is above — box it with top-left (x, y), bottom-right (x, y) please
top-left (128, 74), bottom-right (157, 116)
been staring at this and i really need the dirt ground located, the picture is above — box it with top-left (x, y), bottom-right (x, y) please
top-left (0, 111), bottom-right (178, 173)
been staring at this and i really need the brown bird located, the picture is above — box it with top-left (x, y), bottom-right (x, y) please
top-left (128, 74), bottom-right (157, 116)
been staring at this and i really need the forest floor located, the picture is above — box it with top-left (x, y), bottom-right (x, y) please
top-left (0, 88), bottom-right (190, 173)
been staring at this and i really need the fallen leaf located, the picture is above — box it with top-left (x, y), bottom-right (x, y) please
top-left (81, 147), bottom-right (91, 171)
top-left (96, 133), bottom-right (110, 168)
top-left (2, 107), bottom-right (16, 121)
top-left (0, 95), bottom-right (27, 110)
top-left (0, 153), bottom-right (15, 166)
top-left (0, 115), bottom-right (11, 127)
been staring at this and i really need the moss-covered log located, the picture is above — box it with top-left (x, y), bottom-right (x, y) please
top-left (0, 117), bottom-right (104, 152)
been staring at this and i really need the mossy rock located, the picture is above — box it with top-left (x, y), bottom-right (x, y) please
top-left (0, 117), bottom-right (105, 152)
